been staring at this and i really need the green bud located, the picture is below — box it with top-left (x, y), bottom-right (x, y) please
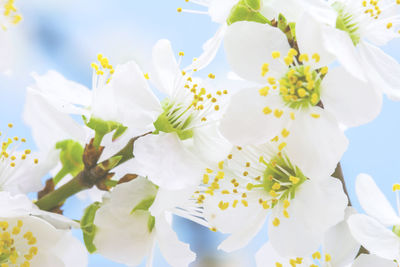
top-left (81, 202), bottom-right (101, 253)
top-left (54, 139), bottom-right (84, 184)
top-left (83, 116), bottom-right (127, 148)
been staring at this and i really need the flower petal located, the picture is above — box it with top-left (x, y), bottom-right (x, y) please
top-left (348, 214), bottom-right (400, 260)
top-left (321, 26), bottom-right (366, 81)
top-left (224, 21), bottom-right (290, 83)
top-left (155, 213), bottom-right (196, 267)
top-left (323, 207), bottom-right (360, 267)
top-left (130, 133), bottom-right (205, 190)
top-left (352, 254), bottom-right (397, 267)
top-left (321, 66), bottom-right (382, 127)
top-left (355, 173), bottom-right (400, 226)
top-left (285, 108), bottom-right (348, 179)
top-left (219, 88), bottom-right (287, 145)
top-left (358, 42), bottom-right (400, 101)
top-left (269, 177), bottom-right (347, 257)
top-left (152, 39), bottom-right (181, 96)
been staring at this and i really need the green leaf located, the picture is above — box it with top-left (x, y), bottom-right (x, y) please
top-left (244, 0), bottom-right (261, 11)
top-left (54, 139), bottom-right (84, 184)
top-left (83, 116), bottom-right (127, 148)
top-left (131, 196), bottom-right (156, 214)
top-left (227, 1), bottom-right (270, 25)
top-left (80, 202), bottom-right (101, 253)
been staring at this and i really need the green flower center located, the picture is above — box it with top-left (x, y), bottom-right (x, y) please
top-left (279, 65), bottom-right (322, 110)
top-left (153, 99), bottom-right (195, 140)
top-left (262, 154), bottom-right (307, 207)
top-left (333, 2), bottom-right (361, 46)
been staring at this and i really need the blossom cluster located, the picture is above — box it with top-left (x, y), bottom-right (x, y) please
top-left (1, 0), bottom-right (400, 266)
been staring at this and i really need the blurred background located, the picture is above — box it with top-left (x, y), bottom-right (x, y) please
top-left (2, 0), bottom-right (400, 266)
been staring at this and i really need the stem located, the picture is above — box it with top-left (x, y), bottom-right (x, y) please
top-left (35, 132), bottom-right (151, 211)
top-left (332, 162), bottom-right (352, 206)
top-left (36, 175), bottom-right (86, 211)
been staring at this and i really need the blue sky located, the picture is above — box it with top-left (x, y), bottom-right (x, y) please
top-left (2, 0), bottom-right (400, 266)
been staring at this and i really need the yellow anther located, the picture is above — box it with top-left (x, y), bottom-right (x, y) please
top-left (281, 128), bottom-right (290, 138)
top-left (312, 251), bottom-right (321, 260)
top-left (232, 200), bottom-right (238, 208)
top-left (10, 162), bottom-right (15, 167)
top-left (283, 209), bottom-right (289, 218)
top-left (208, 73), bottom-right (215, 79)
top-left (215, 171), bottom-right (224, 180)
top-left (262, 201), bottom-right (270, 209)
top-left (218, 162), bottom-right (224, 170)
top-left (275, 263), bottom-right (283, 267)
top-left (310, 113), bottom-right (320, 119)
top-left (312, 53), bottom-right (320, 63)
top-left (25, 149), bottom-right (31, 154)
top-left (299, 54), bottom-right (309, 62)
top-left (269, 190), bottom-right (278, 197)
top-left (227, 154), bottom-right (233, 160)
top-left (243, 171), bottom-right (248, 176)
top-left (210, 227), bottom-right (217, 232)
top-left (272, 183), bottom-right (281, 190)
top-left (284, 56), bottom-right (293, 66)
top-left (206, 168), bottom-right (213, 173)
top-left (144, 73), bottom-right (150, 80)
top-left (289, 176), bottom-right (300, 184)
top-left (178, 51), bottom-right (184, 56)
top-left (320, 66), bottom-right (328, 75)
top-left (325, 253), bottom-right (332, 262)
top-left (34, 159), bottom-right (39, 164)
top-left (177, 7), bottom-right (183, 12)
top-left (7, 123), bottom-right (13, 128)
top-left (259, 86), bottom-right (269, 96)
top-left (261, 63), bottom-right (269, 76)
top-left (274, 109), bottom-right (283, 118)
top-left (272, 217), bottom-right (280, 226)
top-left (12, 226), bottom-right (20, 235)
top-left (241, 199), bottom-right (248, 207)
top-left (263, 106), bottom-right (272, 115)
top-left (290, 112), bottom-right (295, 120)
top-left (218, 201), bottom-right (229, 210)
top-left (272, 51), bottom-right (281, 59)
top-left (267, 77), bottom-right (276, 85)
top-left (221, 190), bottom-right (230, 194)
top-left (203, 174), bottom-right (209, 184)
top-left (387, 22), bottom-right (393, 29)
top-left (288, 48), bottom-right (298, 57)
top-left (278, 142), bottom-right (286, 151)
top-left (393, 184), bottom-right (400, 191)
top-left (297, 88), bottom-right (307, 98)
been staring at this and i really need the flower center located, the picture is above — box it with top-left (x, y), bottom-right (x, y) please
top-left (261, 154), bottom-right (307, 207)
top-left (278, 65), bottom-right (322, 109)
top-left (153, 72), bottom-right (226, 140)
top-left (0, 219), bottom-right (38, 267)
top-left (260, 49), bottom-right (327, 111)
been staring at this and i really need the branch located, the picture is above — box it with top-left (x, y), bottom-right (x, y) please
top-left (332, 162), bottom-right (352, 206)
top-left (35, 132), bottom-right (150, 211)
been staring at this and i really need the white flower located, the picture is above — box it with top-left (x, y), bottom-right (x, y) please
top-left (348, 173), bottom-right (400, 262)
top-left (0, 122), bottom-right (51, 194)
top-left (352, 254), bottom-right (397, 267)
top-left (0, 191), bottom-right (87, 267)
top-left (130, 39), bottom-right (231, 190)
top-left (296, 0), bottom-right (400, 100)
top-left (93, 176), bottom-right (198, 267)
top-left (198, 144), bottom-right (347, 257)
top-left (220, 21), bottom-right (378, 178)
top-left (255, 207), bottom-right (360, 267)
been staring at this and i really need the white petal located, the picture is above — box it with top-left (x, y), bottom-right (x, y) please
top-left (269, 177), bottom-right (347, 257)
top-left (348, 214), bottom-right (400, 260)
top-left (156, 213), bottom-right (196, 267)
top-left (208, 0), bottom-right (239, 23)
top-left (219, 88), bottom-right (287, 145)
top-left (358, 42), bottom-right (400, 101)
top-left (352, 254), bottom-right (397, 267)
top-left (152, 39), bottom-right (181, 96)
top-left (0, 192), bottom-right (36, 217)
top-left (191, 124), bottom-right (232, 166)
top-left (52, 233), bottom-right (88, 267)
top-left (321, 26), bottom-right (366, 81)
top-left (188, 25), bottom-right (226, 71)
top-left (94, 207), bottom-right (154, 266)
top-left (321, 66), bottom-right (382, 127)
top-left (285, 108), bottom-right (348, 179)
top-left (224, 21), bottom-right (290, 83)
top-left (296, 13), bottom-right (336, 68)
top-left (24, 89), bottom-right (87, 152)
top-left (30, 70), bottom-right (92, 114)
top-left (130, 133), bottom-right (205, 190)
top-left (323, 207), bottom-right (360, 267)
top-left (355, 173), bottom-right (400, 226)
top-left (103, 61), bottom-right (161, 133)
top-left (149, 186), bottom-right (196, 217)
top-left (255, 242), bottom-right (290, 267)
